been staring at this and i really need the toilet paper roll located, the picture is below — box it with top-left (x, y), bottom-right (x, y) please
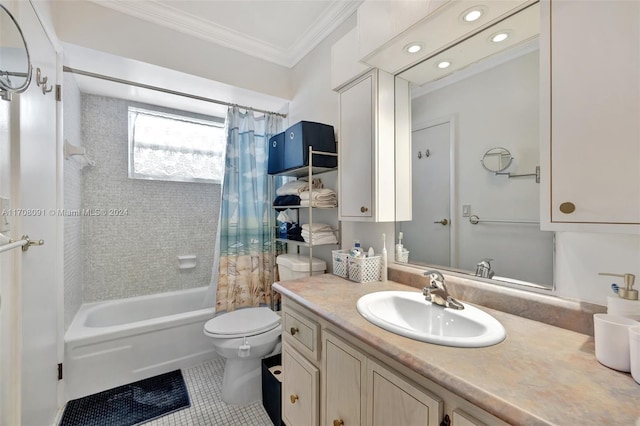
top-left (268, 365), bottom-right (283, 383)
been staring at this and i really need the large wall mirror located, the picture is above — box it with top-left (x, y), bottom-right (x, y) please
top-left (395, 1), bottom-right (554, 290)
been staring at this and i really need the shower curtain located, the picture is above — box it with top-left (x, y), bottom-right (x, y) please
top-left (215, 106), bottom-right (282, 313)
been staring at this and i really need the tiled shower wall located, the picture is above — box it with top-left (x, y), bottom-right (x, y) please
top-left (63, 74), bottom-right (84, 330)
top-left (80, 94), bottom-right (221, 303)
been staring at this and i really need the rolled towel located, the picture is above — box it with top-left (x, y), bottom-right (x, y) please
top-left (302, 223), bottom-right (333, 233)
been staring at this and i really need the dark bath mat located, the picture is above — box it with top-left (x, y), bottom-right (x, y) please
top-left (60, 370), bottom-right (190, 426)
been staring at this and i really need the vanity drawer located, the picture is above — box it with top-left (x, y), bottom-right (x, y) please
top-left (283, 308), bottom-right (320, 361)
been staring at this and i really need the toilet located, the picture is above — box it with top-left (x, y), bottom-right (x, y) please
top-left (276, 253), bottom-right (327, 280)
top-left (204, 307), bottom-right (282, 405)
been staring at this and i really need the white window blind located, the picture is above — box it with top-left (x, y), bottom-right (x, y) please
top-left (128, 107), bottom-right (226, 183)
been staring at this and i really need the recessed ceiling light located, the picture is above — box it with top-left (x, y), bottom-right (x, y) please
top-left (404, 43), bottom-right (423, 54)
top-left (491, 32), bottom-right (510, 43)
top-left (462, 7), bottom-right (484, 22)
top-left (437, 61), bottom-right (451, 69)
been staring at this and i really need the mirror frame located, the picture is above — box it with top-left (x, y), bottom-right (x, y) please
top-left (0, 3), bottom-right (33, 99)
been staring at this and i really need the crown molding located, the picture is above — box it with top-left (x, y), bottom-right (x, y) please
top-left (288, 0), bottom-right (362, 66)
top-left (88, 0), bottom-right (360, 68)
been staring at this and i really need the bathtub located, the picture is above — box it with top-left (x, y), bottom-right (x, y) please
top-left (64, 286), bottom-right (217, 401)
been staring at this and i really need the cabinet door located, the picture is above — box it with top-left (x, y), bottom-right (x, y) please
top-left (283, 343), bottom-right (319, 426)
top-left (452, 409), bottom-right (486, 426)
top-left (339, 73), bottom-right (374, 220)
top-left (323, 332), bottom-right (367, 426)
top-left (547, 0), bottom-right (640, 227)
top-left (367, 360), bottom-right (443, 426)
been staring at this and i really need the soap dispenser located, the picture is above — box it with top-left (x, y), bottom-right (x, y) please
top-left (599, 272), bottom-right (640, 318)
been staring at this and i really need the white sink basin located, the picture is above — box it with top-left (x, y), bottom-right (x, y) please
top-left (356, 291), bottom-right (506, 348)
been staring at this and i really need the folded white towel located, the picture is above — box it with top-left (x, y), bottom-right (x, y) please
top-left (302, 223), bottom-right (333, 232)
top-left (301, 199), bottom-right (337, 208)
top-left (301, 231), bottom-right (337, 245)
top-left (299, 188), bottom-right (336, 200)
top-left (276, 178), bottom-right (323, 196)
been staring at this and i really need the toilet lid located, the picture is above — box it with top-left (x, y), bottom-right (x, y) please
top-left (204, 307), bottom-right (280, 338)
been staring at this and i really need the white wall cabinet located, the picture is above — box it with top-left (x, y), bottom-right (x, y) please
top-left (338, 68), bottom-right (411, 222)
top-left (541, 0), bottom-right (640, 232)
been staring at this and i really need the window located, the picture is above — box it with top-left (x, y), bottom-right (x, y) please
top-left (128, 107), bottom-right (226, 183)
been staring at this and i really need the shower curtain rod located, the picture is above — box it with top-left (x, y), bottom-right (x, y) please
top-left (62, 66), bottom-right (287, 118)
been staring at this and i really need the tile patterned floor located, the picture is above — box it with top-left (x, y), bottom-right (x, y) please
top-left (143, 358), bottom-right (274, 426)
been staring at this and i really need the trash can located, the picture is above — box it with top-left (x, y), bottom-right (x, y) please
top-left (262, 354), bottom-right (284, 426)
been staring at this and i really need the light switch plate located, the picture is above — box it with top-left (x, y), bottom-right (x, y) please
top-left (462, 204), bottom-right (471, 218)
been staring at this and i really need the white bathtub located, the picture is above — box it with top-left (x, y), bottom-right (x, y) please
top-left (64, 286), bottom-right (217, 400)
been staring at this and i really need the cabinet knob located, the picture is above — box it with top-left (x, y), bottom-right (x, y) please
top-left (360, 206), bottom-right (368, 213)
top-left (559, 202), bottom-right (576, 214)
top-left (333, 420), bottom-right (345, 426)
top-left (290, 394), bottom-right (299, 404)
top-left (290, 327), bottom-right (299, 336)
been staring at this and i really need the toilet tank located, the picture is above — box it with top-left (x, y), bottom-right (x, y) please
top-left (276, 254), bottom-right (326, 281)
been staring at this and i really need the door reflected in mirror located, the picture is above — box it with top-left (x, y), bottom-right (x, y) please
top-left (395, 2), bottom-right (554, 290)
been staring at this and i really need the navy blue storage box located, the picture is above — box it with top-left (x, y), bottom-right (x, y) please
top-left (267, 132), bottom-right (286, 174)
top-left (283, 121), bottom-right (337, 171)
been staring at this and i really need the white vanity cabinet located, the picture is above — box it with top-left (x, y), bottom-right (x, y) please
top-left (367, 359), bottom-right (443, 426)
top-left (337, 68), bottom-right (411, 222)
top-left (280, 296), bottom-right (503, 426)
top-left (282, 303), bottom-right (321, 426)
top-left (323, 331), bottom-right (367, 426)
top-left (282, 344), bottom-right (319, 426)
top-left (323, 330), bottom-right (442, 426)
top-left (542, 0), bottom-right (640, 231)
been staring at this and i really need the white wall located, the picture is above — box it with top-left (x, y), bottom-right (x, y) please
top-left (556, 232), bottom-right (640, 305)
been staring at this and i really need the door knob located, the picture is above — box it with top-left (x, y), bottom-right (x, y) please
top-left (434, 218), bottom-right (449, 225)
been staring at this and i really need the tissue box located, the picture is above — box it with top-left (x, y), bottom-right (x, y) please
top-left (283, 121), bottom-right (337, 171)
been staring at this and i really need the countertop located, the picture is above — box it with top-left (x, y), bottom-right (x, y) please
top-left (273, 274), bottom-right (640, 426)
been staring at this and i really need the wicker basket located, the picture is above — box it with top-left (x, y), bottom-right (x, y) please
top-left (331, 249), bottom-right (350, 278)
top-left (397, 249), bottom-right (410, 264)
top-left (348, 255), bottom-right (381, 283)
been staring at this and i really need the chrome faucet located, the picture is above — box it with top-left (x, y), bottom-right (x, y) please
top-left (475, 258), bottom-right (494, 279)
top-left (422, 270), bottom-right (464, 310)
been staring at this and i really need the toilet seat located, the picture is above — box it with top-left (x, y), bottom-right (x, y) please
top-left (204, 307), bottom-right (280, 339)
